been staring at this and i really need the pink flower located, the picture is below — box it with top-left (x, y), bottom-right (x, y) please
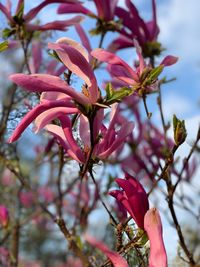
top-left (85, 234), bottom-right (128, 267)
top-left (0, 0), bottom-right (83, 34)
top-left (48, 37), bottom-right (100, 104)
top-left (111, 0), bottom-right (159, 56)
top-left (0, 205), bottom-right (9, 228)
top-left (109, 173), bottom-right (149, 229)
top-left (58, 0), bottom-right (119, 22)
top-left (91, 41), bottom-right (178, 94)
top-left (144, 208), bottom-right (167, 267)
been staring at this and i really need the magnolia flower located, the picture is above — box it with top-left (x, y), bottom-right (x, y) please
top-left (58, 0), bottom-right (119, 22)
top-left (144, 208), bottom-right (167, 267)
top-left (8, 38), bottom-right (101, 144)
top-left (0, 205), bottom-right (9, 228)
top-left (85, 234), bottom-right (128, 267)
top-left (91, 41), bottom-right (178, 95)
top-left (111, 0), bottom-right (160, 57)
top-left (109, 173), bottom-right (149, 229)
top-left (0, 0), bottom-right (83, 34)
top-left (38, 104), bottom-right (134, 163)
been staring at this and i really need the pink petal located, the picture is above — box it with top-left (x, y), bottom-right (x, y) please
top-left (34, 106), bottom-right (79, 133)
top-left (85, 235), bottom-right (129, 267)
top-left (144, 208), bottom-right (167, 267)
top-left (48, 42), bottom-right (99, 103)
top-left (26, 16), bottom-right (83, 32)
top-left (98, 121), bottom-right (134, 158)
top-left (79, 115), bottom-right (90, 147)
top-left (59, 115), bottom-right (85, 163)
top-left (30, 41), bottom-right (42, 73)
top-left (44, 124), bottom-right (70, 152)
top-left (160, 56), bottom-right (178, 67)
top-left (8, 99), bottom-right (73, 143)
top-left (15, 0), bottom-right (24, 14)
top-left (10, 73), bottom-right (90, 105)
top-left (57, 2), bottom-right (93, 16)
top-left (24, 0), bottom-right (79, 21)
top-left (91, 48), bottom-right (139, 82)
top-left (56, 37), bottom-right (89, 61)
top-left (0, 3), bottom-right (14, 22)
top-left (75, 24), bottom-right (92, 54)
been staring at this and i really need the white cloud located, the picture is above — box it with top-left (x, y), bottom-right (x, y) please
top-left (158, 0), bottom-right (200, 66)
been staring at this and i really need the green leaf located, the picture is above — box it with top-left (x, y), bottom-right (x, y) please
top-left (2, 28), bottom-right (16, 38)
top-left (144, 65), bottom-right (164, 86)
top-left (0, 41), bottom-right (8, 52)
top-left (105, 83), bottom-right (133, 105)
top-left (149, 65), bottom-right (164, 80)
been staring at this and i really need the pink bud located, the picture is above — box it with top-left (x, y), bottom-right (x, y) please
top-left (0, 205), bottom-right (9, 228)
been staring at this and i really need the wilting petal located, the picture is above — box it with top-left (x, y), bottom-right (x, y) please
top-left (144, 208), bottom-right (167, 267)
top-left (91, 48), bottom-right (139, 82)
top-left (85, 235), bottom-right (128, 267)
top-left (160, 55), bottom-right (178, 67)
top-left (10, 73), bottom-right (90, 105)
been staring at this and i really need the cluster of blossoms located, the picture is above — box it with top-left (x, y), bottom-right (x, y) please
top-left (1, 1), bottom-right (198, 267)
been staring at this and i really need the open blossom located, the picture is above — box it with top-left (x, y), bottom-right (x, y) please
top-left (35, 103), bottom-right (134, 163)
top-left (91, 41), bottom-right (178, 95)
top-left (109, 173), bottom-right (149, 229)
top-left (0, 205), bottom-right (9, 228)
top-left (111, 0), bottom-right (160, 57)
top-left (58, 0), bottom-right (119, 22)
top-left (144, 208), bottom-right (167, 267)
top-left (0, 0), bottom-right (83, 33)
top-left (8, 38), bottom-right (99, 144)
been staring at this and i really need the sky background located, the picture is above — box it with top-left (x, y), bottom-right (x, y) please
top-left (1, 1), bottom-right (200, 265)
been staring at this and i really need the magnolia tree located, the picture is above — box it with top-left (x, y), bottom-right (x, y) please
top-left (0, 1), bottom-right (199, 267)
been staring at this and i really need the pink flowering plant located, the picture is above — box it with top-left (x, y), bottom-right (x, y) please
top-left (0, 1), bottom-right (199, 267)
